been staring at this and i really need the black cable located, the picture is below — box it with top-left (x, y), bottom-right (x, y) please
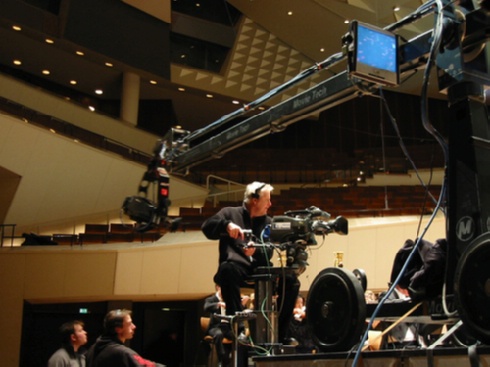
top-left (351, 2), bottom-right (447, 366)
top-left (372, 90), bottom-right (443, 210)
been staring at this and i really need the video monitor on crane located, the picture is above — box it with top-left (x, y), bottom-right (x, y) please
top-left (348, 20), bottom-right (399, 87)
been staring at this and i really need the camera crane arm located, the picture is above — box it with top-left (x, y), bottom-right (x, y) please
top-left (167, 31), bottom-right (433, 173)
top-left (165, 0), bottom-right (440, 173)
top-left (122, 17), bottom-right (438, 230)
top-left (125, 23), bottom-right (431, 228)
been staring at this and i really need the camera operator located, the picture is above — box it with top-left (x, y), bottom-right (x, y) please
top-left (201, 181), bottom-right (300, 344)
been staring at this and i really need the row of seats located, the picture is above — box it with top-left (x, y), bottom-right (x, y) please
top-left (272, 185), bottom-right (442, 216)
top-left (27, 186), bottom-right (440, 245)
top-left (176, 185), bottom-right (442, 231)
top-left (189, 145), bottom-right (445, 186)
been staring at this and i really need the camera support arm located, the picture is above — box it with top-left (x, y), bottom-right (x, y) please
top-left (169, 29), bottom-right (433, 173)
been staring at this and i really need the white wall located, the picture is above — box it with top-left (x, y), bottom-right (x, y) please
top-left (301, 214), bottom-right (446, 292)
top-left (0, 114), bottom-right (208, 234)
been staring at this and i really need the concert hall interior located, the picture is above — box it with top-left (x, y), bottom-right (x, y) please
top-left (1, 1), bottom-right (490, 366)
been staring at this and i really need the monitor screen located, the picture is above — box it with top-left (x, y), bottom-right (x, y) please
top-left (349, 21), bottom-right (399, 87)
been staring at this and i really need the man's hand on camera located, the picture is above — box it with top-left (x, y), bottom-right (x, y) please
top-left (227, 222), bottom-right (244, 239)
top-left (243, 241), bottom-right (256, 256)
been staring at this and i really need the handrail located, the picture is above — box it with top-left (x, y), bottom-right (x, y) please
top-left (0, 96), bottom-right (152, 165)
top-left (0, 224), bottom-right (16, 247)
top-left (205, 175), bottom-right (245, 207)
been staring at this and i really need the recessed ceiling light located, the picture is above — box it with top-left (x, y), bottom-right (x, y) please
top-left (287, 11), bottom-right (293, 16)
top-left (13, 59), bottom-right (22, 66)
top-left (393, 6), bottom-right (401, 12)
top-left (178, 87), bottom-right (186, 92)
top-left (320, 48), bottom-right (325, 52)
top-left (344, 20), bottom-right (350, 24)
top-left (76, 51), bottom-right (84, 56)
top-left (88, 106), bottom-right (95, 112)
top-left (12, 25), bottom-right (21, 31)
top-left (49, 128), bottom-right (56, 133)
top-left (206, 94), bottom-right (213, 98)
top-left (95, 89), bottom-right (103, 95)
top-left (150, 80), bottom-right (157, 85)
top-left (232, 100), bottom-right (240, 105)
top-left (70, 80), bottom-right (77, 85)
top-left (42, 69), bottom-right (50, 75)
top-left (196, 3), bottom-right (200, 7)
top-left (105, 62), bottom-right (113, 67)
top-left (45, 38), bottom-right (54, 44)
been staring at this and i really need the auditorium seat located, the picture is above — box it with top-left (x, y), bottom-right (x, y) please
top-left (137, 224), bottom-right (165, 243)
top-left (108, 223), bottom-right (135, 243)
top-left (78, 224), bottom-right (109, 245)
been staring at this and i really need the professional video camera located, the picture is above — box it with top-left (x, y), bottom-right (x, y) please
top-left (270, 206), bottom-right (348, 243)
top-left (268, 206), bottom-right (348, 273)
top-left (122, 127), bottom-right (189, 232)
top-left (122, 195), bottom-right (163, 230)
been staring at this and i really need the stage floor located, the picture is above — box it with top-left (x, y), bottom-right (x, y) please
top-left (252, 345), bottom-right (490, 367)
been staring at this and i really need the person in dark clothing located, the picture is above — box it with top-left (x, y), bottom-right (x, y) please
top-left (287, 295), bottom-right (318, 353)
top-left (201, 181), bottom-right (300, 344)
top-left (203, 285), bottom-right (235, 367)
top-left (85, 309), bottom-right (165, 367)
top-left (48, 320), bottom-right (88, 367)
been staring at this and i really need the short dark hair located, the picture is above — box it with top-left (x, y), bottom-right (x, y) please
top-left (59, 320), bottom-right (84, 346)
top-left (103, 309), bottom-right (132, 336)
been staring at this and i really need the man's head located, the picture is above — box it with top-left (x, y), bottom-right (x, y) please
top-left (103, 309), bottom-right (136, 343)
top-left (243, 181), bottom-right (273, 217)
top-left (59, 320), bottom-right (87, 351)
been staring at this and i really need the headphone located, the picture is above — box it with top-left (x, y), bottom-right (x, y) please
top-left (251, 184), bottom-right (266, 199)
